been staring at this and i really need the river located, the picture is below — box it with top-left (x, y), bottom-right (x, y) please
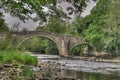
top-left (31, 53), bottom-right (120, 80)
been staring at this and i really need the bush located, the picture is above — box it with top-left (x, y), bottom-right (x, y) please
top-left (106, 38), bottom-right (120, 56)
top-left (0, 51), bottom-right (38, 65)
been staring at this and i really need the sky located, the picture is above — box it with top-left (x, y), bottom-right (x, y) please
top-left (81, 0), bottom-right (97, 17)
top-left (1, 0), bottom-right (96, 31)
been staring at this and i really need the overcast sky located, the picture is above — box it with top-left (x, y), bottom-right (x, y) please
top-left (81, 0), bottom-right (96, 17)
top-left (2, 0), bottom-right (96, 31)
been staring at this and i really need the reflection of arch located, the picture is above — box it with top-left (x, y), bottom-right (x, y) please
top-left (17, 35), bottom-right (60, 54)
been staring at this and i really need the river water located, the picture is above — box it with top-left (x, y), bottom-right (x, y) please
top-left (31, 53), bottom-right (120, 80)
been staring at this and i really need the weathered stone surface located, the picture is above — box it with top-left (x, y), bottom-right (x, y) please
top-left (3, 64), bottom-right (12, 67)
top-left (0, 65), bottom-right (4, 70)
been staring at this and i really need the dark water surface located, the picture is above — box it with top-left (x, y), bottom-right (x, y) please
top-left (60, 69), bottom-right (120, 80)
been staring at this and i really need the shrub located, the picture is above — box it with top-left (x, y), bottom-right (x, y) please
top-left (0, 51), bottom-right (38, 65)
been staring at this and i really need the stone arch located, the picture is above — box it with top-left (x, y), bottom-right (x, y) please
top-left (17, 35), bottom-right (61, 54)
top-left (70, 43), bottom-right (88, 51)
top-left (70, 43), bottom-right (89, 55)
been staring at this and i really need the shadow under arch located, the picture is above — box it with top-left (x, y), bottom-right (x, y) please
top-left (70, 43), bottom-right (92, 56)
top-left (17, 35), bottom-right (60, 54)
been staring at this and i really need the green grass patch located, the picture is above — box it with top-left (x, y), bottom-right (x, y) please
top-left (0, 51), bottom-right (38, 65)
top-left (22, 65), bottom-right (34, 79)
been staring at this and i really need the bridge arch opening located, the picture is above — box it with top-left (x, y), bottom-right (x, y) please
top-left (70, 43), bottom-right (92, 56)
top-left (18, 36), bottom-right (60, 55)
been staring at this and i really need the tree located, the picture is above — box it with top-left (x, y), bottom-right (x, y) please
top-left (45, 17), bottom-right (67, 33)
top-left (85, 23), bottom-right (104, 51)
top-left (0, 12), bottom-right (9, 32)
top-left (106, 38), bottom-right (120, 55)
top-left (73, 0), bottom-right (110, 52)
top-left (104, 0), bottom-right (120, 55)
top-left (104, 0), bottom-right (120, 38)
top-left (0, 0), bottom-right (94, 22)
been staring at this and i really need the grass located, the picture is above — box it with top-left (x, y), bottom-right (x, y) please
top-left (22, 65), bottom-right (34, 79)
top-left (0, 51), bottom-right (38, 65)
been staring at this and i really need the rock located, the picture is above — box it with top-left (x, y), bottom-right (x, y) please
top-left (57, 63), bottom-right (61, 66)
top-left (20, 65), bottom-right (24, 68)
top-left (62, 64), bottom-right (66, 66)
top-left (0, 71), bottom-right (5, 75)
top-left (56, 69), bottom-right (61, 72)
top-left (14, 68), bottom-right (21, 72)
top-left (38, 65), bottom-right (41, 68)
top-left (3, 64), bottom-right (12, 67)
top-left (0, 65), bottom-right (4, 70)
top-left (47, 61), bottom-right (51, 63)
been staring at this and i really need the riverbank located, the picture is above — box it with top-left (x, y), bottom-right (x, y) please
top-left (1, 60), bottom-right (120, 80)
top-left (1, 55), bottom-right (120, 80)
top-left (0, 62), bottom-right (76, 80)
top-left (0, 51), bottom-right (76, 80)
top-left (1, 51), bottom-right (120, 80)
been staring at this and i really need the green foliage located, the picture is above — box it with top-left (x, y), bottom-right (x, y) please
top-left (38, 17), bottom-right (67, 33)
top-left (74, 0), bottom-right (110, 52)
top-left (73, 16), bottom-right (93, 37)
top-left (70, 45), bottom-right (85, 56)
top-left (0, 34), bottom-right (38, 65)
top-left (106, 38), bottom-right (120, 55)
top-left (103, 0), bottom-right (120, 38)
top-left (0, 33), bottom-right (17, 50)
top-left (0, 0), bottom-right (90, 22)
top-left (19, 37), bottom-right (43, 52)
top-left (73, 0), bottom-right (110, 36)
top-left (47, 18), bottom-right (66, 33)
top-left (0, 51), bottom-right (38, 65)
top-left (37, 17), bottom-right (78, 36)
top-left (73, 0), bottom-right (120, 57)
top-left (0, 13), bottom-right (9, 32)
top-left (19, 37), bottom-right (59, 55)
top-left (43, 39), bottom-right (59, 55)
top-left (103, 0), bottom-right (120, 55)
top-left (85, 24), bottom-right (104, 51)
top-left (22, 66), bottom-right (34, 79)
top-left (91, 0), bottom-right (110, 16)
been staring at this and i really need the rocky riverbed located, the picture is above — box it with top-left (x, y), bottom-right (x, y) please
top-left (1, 60), bottom-right (120, 80)
top-left (0, 62), bottom-right (76, 80)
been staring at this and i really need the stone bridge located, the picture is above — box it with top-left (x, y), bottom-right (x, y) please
top-left (0, 31), bottom-right (87, 56)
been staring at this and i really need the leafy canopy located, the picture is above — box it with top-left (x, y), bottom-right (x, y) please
top-left (0, 0), bottom-right (94, 22)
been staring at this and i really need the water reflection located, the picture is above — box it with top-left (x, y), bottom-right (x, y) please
top-left (59, 69), bottom-right (120, 80)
